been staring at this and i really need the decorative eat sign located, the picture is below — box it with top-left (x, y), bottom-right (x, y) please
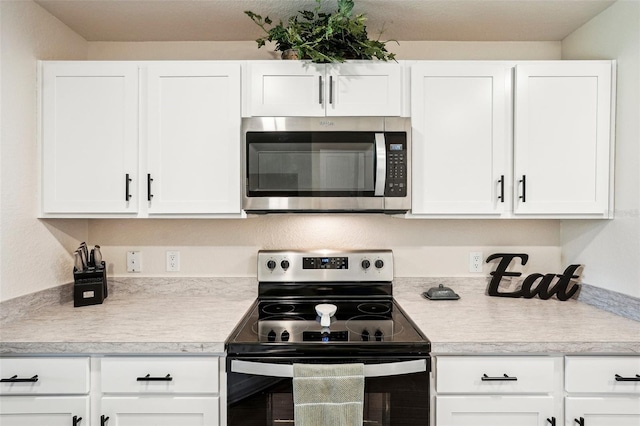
top-left (486, 253), bottom-right (581, 301)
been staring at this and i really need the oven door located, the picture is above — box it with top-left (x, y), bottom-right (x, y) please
top-left (227, 357), bottom-right (430, 426)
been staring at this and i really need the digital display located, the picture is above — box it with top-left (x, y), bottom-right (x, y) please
top-left (390, 143), bottom-right (403, 151)
top-left (303, 257), bottom-right (348, 269)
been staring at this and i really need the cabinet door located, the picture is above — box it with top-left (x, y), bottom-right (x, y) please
top-left (0, 396), bottom-right (89, 426)
top-left (326, 63), bottom-right (402, 116)
top-left (41, 62), bottom-right (139, 214)
top-left (248, 62), bottom-right (325, 116)
top-left (513, 61), bottom-right (613, 217)
top-left (101, 396), bottom-right (219, 426)
top-left (146, 63), bottom-right (241, 214)
top-left (437, 396), bottom-right (556, 426)
top-left (411, 62), bottom-right (511, 215)
top-left (566, 397), bottom-right (640, 426)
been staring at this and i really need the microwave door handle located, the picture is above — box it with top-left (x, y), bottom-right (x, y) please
top-left (230, 359), bottom-right (426, 378)
top-left (374, 133), bottom-right (386, 196)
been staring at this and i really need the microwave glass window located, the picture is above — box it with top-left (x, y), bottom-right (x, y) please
top-left (247, 132), bottom-right (376, 196)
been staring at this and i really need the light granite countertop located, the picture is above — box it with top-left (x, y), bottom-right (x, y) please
top-left (0, 277), bottom-right (638, 355)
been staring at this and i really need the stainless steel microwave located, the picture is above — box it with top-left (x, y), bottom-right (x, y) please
top-left (242, 117), bottom-right (411, 213)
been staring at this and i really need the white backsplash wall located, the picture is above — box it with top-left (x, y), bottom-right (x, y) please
top-left (88, 216), bottom-right (562, 278)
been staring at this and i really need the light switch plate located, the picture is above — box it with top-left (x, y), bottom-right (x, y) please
top-left (127, 251), bottom-right (141, 272)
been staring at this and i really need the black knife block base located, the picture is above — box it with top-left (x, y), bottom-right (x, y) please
top-left (74, 262), bottom-right (107, 307)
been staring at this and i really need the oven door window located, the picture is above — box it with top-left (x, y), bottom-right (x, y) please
top-left (227, 369), bottom-right (429, 426)
top-left (246, 132), bottom-right (376, 197)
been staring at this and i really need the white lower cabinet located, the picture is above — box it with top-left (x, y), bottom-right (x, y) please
top-left (437, 395), bottom-right (556, 426)
top-left (565, 356), bottom-right (640, 426)
top-left (0, 396), bottom-right (89, 426)
top-left (0, 357), bottom-right (90, 425)
top-left (97, 357), bottom-right (221, 426)
top-left (566, 397), bottom-right (640, 426)
top-left (435, 356), bottom-right (562, 426)
top-left (100, 397), bottom-right (219, 426)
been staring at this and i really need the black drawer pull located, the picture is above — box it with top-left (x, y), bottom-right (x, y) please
top-left (137, 373), bottom-right (173, 382)
top-left (101, 415), bottom-right (110, 426)
top-left (575, 417), bottom-right (585, 426)
top-left (73, 415), bottom-right (82, 426)
top-left (547, 418), bottom-right (556, 426)
top-left (0, 374), bottom-right (39, 383)
top-left (615, 374), bottom-right (640, 382)
top-left (481, 373), bottom-right (518, 381)
top-left (125, 174), bottom-right (132, 201)
top-left (519, 175), bottom-right (527, 202)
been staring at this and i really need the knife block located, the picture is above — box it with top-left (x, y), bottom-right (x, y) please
top-left (73, 261), bottom-right (108, 307)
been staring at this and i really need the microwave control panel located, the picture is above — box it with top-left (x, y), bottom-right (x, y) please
top-left (385, 133), bottom-right (407, 197)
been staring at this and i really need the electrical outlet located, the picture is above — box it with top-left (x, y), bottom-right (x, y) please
top-left (469, 251), bottom-right (483, 273)
top-left (127, 251), bottom-right (142, 272)
top-left (166, 251), bottom-right (180, 272)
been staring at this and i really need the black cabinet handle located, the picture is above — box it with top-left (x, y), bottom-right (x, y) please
top-left (0, 374), bottom-right (38, 383)
top-left (519, 175), bottom-right (526, 202)
top-left (575, 417), bottom-right (585, 426)
top-left (329, 76), bottom-right (333, 104)
top-left (547, 418), bottom-right (556, 426)
top-left (101, 415), bottom-right (110, 426)
top-left (498, 175), bottom-right (505, 202)
top-left (147, 174), bottom-right (154, 201)
top-left (481, 373), bottom-right (518, 381)
top-left (136, 373), bottom-right (173, 382)
top-left (319, 75), bottom-right (323, 104)
top-left (72, 415), bottom-right (82, 426)
top-left (125, 174), bottom-right (132, 201)
top-left (615, 374), bottom-right (640, 381)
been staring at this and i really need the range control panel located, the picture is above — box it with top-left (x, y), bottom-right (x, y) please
top-left (258, 250), bottom-right (393, 282)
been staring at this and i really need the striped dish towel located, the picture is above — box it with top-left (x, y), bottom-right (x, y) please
top-left (293, 363), bottom-right (365, 426)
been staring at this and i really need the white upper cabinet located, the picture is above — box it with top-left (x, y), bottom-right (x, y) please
top-left (246, 61), bottom-right (402, 117)
top-left (513, 61), bottom-right (614, 217)
top-left (145, 62), bottom-right (241, 215)
top-left (411, 62), bottom-right (511, 216)
top-left (41, 62), bottom-right (139, 215)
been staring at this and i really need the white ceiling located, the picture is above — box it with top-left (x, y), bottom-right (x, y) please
top-left (33, 0), bottom-right (616, 43)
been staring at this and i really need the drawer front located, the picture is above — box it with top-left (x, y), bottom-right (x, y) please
top-left (566, 356), bottom-right (640, 394)
top-left (436, 356), bottom-right (559, 394)
top-left (0, 357), bottom-right (89, 395)
top-left (101, 357), bottom-right (219, 394)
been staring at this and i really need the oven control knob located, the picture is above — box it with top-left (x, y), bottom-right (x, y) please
top-left (266, 260), bottom-right (277, 270)
top-left (281, 330), bottom-right (290, 342)
top-left (374, 330), bottom-right (383, 342)
top-left (361, 330), bottom-right (370, 341)
top-left (267, 330), bottom-right (277, 342)
top-left (375, 259), bottom-right (384, 269)
top-left (280, 260), bottom-right (290, 270)
top-left (361, 259), bottom-right (371, 270)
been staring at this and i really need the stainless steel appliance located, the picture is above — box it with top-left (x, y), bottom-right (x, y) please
top-left (226, 250), bottom-right (431, 426)
top-left (242, 117), bottom-right (411, 213)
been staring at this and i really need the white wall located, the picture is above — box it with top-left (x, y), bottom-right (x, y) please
top-left (561, 0), bottom-right (640, 298)
top-left (0, 0), bottom-right (89, 301)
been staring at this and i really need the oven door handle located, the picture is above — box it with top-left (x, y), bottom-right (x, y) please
top-left (374, 133), bottom-right (386, 197)
top-left (231, 359), bottom-right (426, 378)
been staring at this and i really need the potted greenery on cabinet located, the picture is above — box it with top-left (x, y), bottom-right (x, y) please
top-left (245, 0), bottom-right (396, 63)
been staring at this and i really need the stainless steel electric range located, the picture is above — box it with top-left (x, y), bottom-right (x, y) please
top-left (226, 250), bottom-right (431, 426)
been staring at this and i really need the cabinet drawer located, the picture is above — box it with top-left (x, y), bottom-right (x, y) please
top-left (566, 356), bottom-right (640, 394)
top-left (101, 357), bottom-right (219, 394)
top-left (0, 357), bottom-right (89, 395)
top-left (436, 356), bottom-right (559, 394)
